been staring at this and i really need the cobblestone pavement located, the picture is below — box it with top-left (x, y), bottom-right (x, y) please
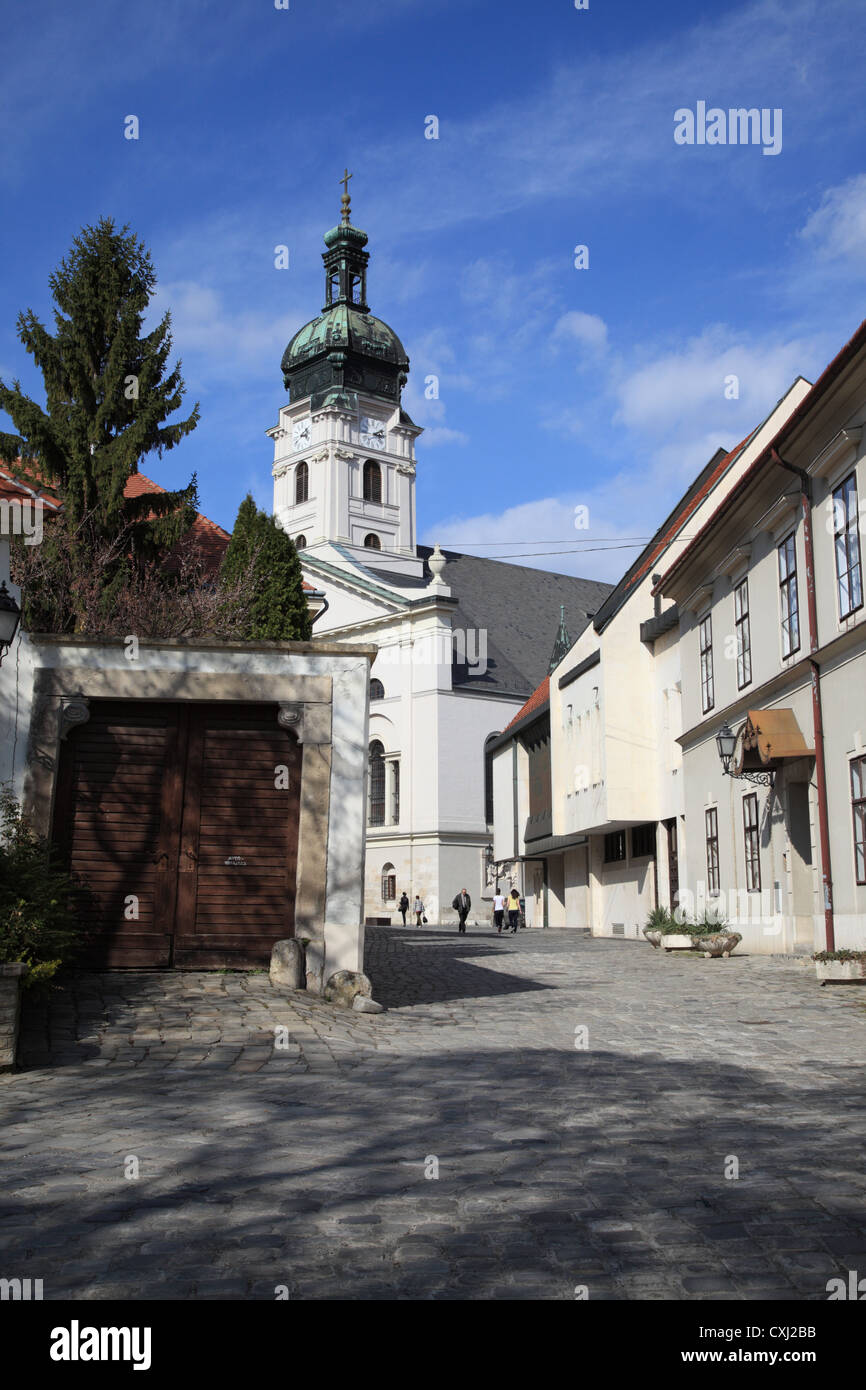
top-left (3, 928), bottom-right (866, 1300)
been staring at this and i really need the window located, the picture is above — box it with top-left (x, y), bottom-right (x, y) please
top-left (604, 830), bottom-right (626, 863)
top-left (852, 756), bottom-right (866, 886)
top-left (743, 793), bottom-right (761, 892)
top-left (328, 271), bottom-right (340, 304)
top-left (734, 579), bottom-right (751, 689)
top-left (390, 762), bottom-right (400, 825)
top-left (699, 614), bottom-right (714, 713)
top-left (363, 533), bottom-right (381, 550)
top-left (778, 534), bottom-right (800, 658)
top-left (350, 273), bottom-right (363, 305)
top-left (295, 534), bottom-right (307, 550)
top-left (295, 461), bottom-right (309, 505)
top-left (368, 741), bottom-right (385, 827)
top-left (833, 472), bottom-right (863, 619)
top-left (484, 732), bottom-right (500, 826)
top-left (705, 807), bottom-right (720, 895)
top-left (370, 679), bottom-right (385, 700)
top-left (631, 823), bottom-right (656, 858)
top-left (381, 864), bottom-right (396, 903)
top-left (363, 460), bottom-right (382, 504)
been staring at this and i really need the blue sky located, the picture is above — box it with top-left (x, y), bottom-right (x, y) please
top-left (2, 0), bottom-right (866, 580)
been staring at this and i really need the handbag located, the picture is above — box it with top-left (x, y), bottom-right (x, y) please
top-left (422, 915), bottom-right (428, 924)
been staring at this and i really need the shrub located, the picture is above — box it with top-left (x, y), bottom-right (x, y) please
top-left (813, 950), bottom-right (866, 963)
top-left (0, 789), bottom-right (82, 987)
top-left (646, 906), bottom-right (676, 930)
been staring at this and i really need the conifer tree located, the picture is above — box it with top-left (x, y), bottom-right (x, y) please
top-left (222, 494), bottom-right (312, 642)
top-left (0, 218), bottom-right (199, 621)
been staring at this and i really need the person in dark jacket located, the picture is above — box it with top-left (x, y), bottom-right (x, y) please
top-left (398, 891), bottom-right (409, 926)
top-left (452, 889), bottom-right (471, 933)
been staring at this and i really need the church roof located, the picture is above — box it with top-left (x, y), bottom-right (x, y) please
top-left (282, 305), bottom-right (409, 378)
top-left (365, 546), bottom-right (612, 698)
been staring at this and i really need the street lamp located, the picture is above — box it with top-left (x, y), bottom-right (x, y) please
top-left (715, 721), bottom-right (737, 775)
top-left (0, 581), bottom-right (21, 666)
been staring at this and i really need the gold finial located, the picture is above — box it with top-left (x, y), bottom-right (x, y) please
top-left (340, 167), bottom-right (353, 224)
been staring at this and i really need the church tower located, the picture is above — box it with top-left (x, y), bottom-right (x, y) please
top-left (271, 176), bottom-right (423, 564)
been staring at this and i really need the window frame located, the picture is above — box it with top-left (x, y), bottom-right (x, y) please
top-left (368, 740), bottom-right (386, 827)
top-left (630, 823), bottom-right (656, 859)
top-left (295, 460), bottom-right (309, 505)
top-left (363, 533), bottom-right (381, 551)
top-left (743, 792), bottom-right (761, 893)
top-left (778, 532), bottom-right (800, 658)
top-left (699, 613), bottom-right (715, 713)
top-left (851, 755), bottom-right (866, 887)
top-left (705, 806), bottom-right (720, 895)
top-left (734, 578), bottom-right (752, 689)
top-left (833, 471), bottom-right (863, 620)
top-left (603, 830), bottom-right (626, 864)
top-left (381, 866), bottom-right (396, 903)
top-left (363, 459), bottom-right (382, 504)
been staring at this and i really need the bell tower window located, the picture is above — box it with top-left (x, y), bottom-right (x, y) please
top-left (295, 461), bottom-right (309, 505)
top-left (363, 460), bottom-right (382, 504)
top-left (328, 271), bottom-right (341, 305)
top-left (295, 535), bottom-right (307, 550)
top-left (364, 533), bottom-right (381, 551)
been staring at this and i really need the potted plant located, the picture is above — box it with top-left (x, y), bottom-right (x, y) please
top-left (812, 950), bottom-right (866, 985)
top-left (0, 790), bottom-right (82, 1069)
top-left (643, 907), bottom-right (741, 958)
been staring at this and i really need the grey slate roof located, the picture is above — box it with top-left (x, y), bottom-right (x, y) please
top-left (369, 546), bottom-right (613, 698)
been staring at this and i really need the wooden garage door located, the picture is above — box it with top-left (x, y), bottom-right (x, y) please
top-left (54, 702), bottom-right (302, 968)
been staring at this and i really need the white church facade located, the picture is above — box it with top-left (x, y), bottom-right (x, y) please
top-left (270, 188), bottom-right (612, 924)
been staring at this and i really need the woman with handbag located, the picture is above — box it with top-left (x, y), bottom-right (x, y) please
top-left (506, 888), bottom-right (521, 934)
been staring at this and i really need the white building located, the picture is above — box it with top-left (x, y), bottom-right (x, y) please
top-left (490, 379), bottom-right (814, 936)
top-left (271, 195), bottom-right (611, 923)
top-left (657, 316), bottom-right (866, 954)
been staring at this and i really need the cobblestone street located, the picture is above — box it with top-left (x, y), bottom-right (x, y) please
top-left (3, 928), bottom-right (866, 1300)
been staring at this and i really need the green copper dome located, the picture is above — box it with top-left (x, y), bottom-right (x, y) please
top-left (282, 305), bottom-right (409, 377)
top-left (280, 190), bottom-right (410, 408)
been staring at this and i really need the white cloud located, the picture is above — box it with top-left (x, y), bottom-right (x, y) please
top-left (800, 174), bottom-right (866, 266)
top-left (552, 311), bottom-right (609, 354)
top-left (421, 426), bottom-right (469, 447)
top-left (149, 281), bottom-right (301, 380)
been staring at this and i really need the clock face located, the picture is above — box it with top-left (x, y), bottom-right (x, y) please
top-left (360, 416), bottom-right (386, 450)
top-left (292, 418), bottom-right (312, 450)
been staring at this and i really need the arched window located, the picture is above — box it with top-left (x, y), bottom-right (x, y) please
top-left (368, 740), bottom-right (385, 827)
top-left (364, 533), bottom-right (382, 550)
top-left (370, 679), bottom-right (385, 700)
top-left (381, 863), bottom-right (396, 902)
top-left (295, 461), bottom-right (309, 505)
top-left (363, 460), bottom-right (382, 503)
top-left (484, 731), bottom-right (501, 827)
top-left (295, 534), bottom-right (307, 550)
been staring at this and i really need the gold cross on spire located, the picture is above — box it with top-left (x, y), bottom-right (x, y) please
top-left (340, 168), bottom-right (353, 224)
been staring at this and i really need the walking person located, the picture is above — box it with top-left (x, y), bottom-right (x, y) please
top-left (492, 890), bottom-right (506, 933)
top-left (506, 887), bottom-right (521, 934)
top-left (452, 888), bottom-right (471, 933)
top-left (414, 894), bottom-right (425, 927)
top-left (398, 891), bottom-right (409, 926)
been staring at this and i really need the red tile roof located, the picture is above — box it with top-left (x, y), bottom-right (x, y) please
top-left (0, 461), bottom-right (316, 591)
top-left (503, 674), bottom-right (550, 733)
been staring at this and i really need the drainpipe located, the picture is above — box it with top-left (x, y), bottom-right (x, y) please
top-left (770, 447), bottom-right (835, 951)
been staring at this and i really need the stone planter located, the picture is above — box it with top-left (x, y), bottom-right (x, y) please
top-left (0, 963), bottom-right (28, 1071)
top-left (643, 928), bottom-right (742, 958)
top-left (815, 958), bottom-right (866, 985)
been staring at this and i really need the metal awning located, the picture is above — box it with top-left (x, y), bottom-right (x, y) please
top-left (733, 708), bottom-right (814, 774)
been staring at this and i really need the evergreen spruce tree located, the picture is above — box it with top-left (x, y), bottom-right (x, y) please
top-left (222, 494), bottom-right (312, 642)
top-left (0, 218), bottom-right (199, 625)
